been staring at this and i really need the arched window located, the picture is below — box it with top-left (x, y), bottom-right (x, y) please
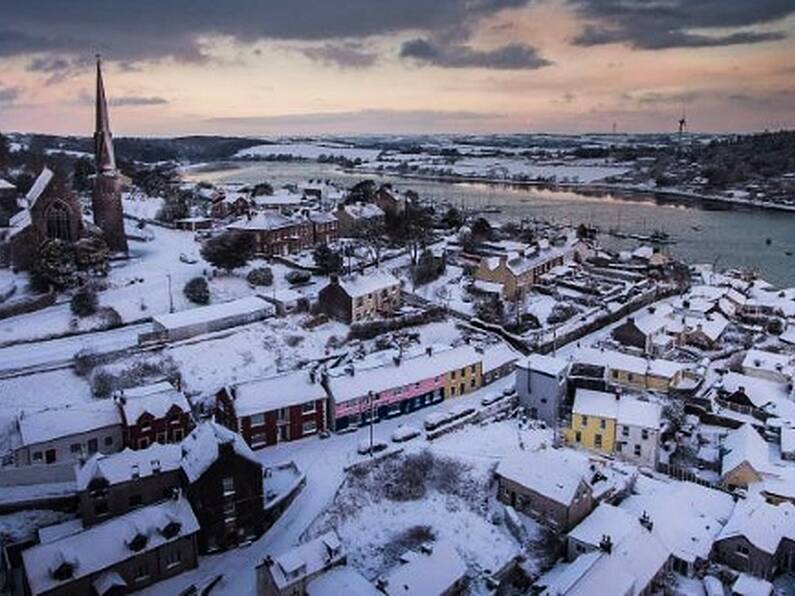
top-left (45, 201), bottom-right (73, 241)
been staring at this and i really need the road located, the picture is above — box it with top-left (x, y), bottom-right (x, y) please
top-left (0, 323), bottom-right (150, 376)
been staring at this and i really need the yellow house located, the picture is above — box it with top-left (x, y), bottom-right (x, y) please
top-left (565, 389), bottom-right (619, 454)
top-left (474, 242), bottom-right (568, 300)
top-left (577, 347), bottom-right (687, 394)
top-left (441, 347), bottom-right (483, 399)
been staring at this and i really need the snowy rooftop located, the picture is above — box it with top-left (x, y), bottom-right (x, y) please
top-left (617, 397), bottom-right (661, 429)
top-left (228, 210), bottom-right (297, 231)
top-left (742, 349), bottom-right (794, 377)
top-left (118, 382), bottom-right (190, 423)
top-left (568, 503), bottom-right (635, 548)
top-left (18, 401), bottom-right (121, 447)
top-left (732, 573), bottom-right (773, 596)
top-left (336, 270), bottom-right (401, 298)
top-left (716, 372), bottom-right (795, 420)
top-left (26, 167), bottom-right (54, 210)
top-left (572, 389), bottom-right (618, 420)
top-left (326, 345), bottom-right (480, 404)
top-left (268, 532), bottom-right (345, 590)
top-left (717, 496), bottom-right (795, 555)
top-left (480, 343), bottom-right (521, 374)
top-left (180, 422), bottom-right (259, 483)
top-left (231, 370), bottom-right (328, 416)
top-left (382, 541), bottom-right (466, 596)
top-left (721, 424), bottom-right (773, 478)
top-left (573, 347), bottom-right (686, 379)
top-left (22, 496), bottom-right (199, 596)
top-left (342, 202), bottom-right (384, 220)
top-left (152, 296), bottom-right (273, 331)
top-left (519, 353), bottom-right (568, 376)
top-left (75, 443), bottom-right (183, 491)
top-left (0, 177), bottom-right (15, 190)
top-left (306, 566), bottom-right (379, 596)
top-left (496, 448), bottom-right (588, 505)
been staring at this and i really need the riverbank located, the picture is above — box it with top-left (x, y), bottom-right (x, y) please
top-left (345, 166), bottom-right (795, 214)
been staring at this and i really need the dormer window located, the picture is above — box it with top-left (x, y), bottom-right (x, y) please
top-left (51, 561), bottom-right (74, 581)
top-left (160, 521), bottom-right (182, 539)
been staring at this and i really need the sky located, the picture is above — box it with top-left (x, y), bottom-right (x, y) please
top-left (0, 0), bottom-right (794, 136)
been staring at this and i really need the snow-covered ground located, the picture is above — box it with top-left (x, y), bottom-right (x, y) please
top-left (235, 143), bottom-right (382, 162)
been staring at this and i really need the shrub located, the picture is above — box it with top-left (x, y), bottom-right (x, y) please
top-left (285, 270), bottom-right (311, 285)
top-left (183, 276), bottom-right (210, 304)
top-left (200, 230), bottom-right (255, 273)
top-left (246, 266), bottom-right (273, 287)
top-left (71, 285), bottom-right (98, 317)
top-left (313, 244), bottom-right (343, 274)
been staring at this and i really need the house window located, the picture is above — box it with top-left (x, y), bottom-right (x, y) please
top-left (250, 413), bottom-right (265, 426)
top-left (33, 451), bottom-right (43, 462)
top-left (737, 545), bottom-right (750, 556)
top-left (134, 562), bottom-right (150, 582)
top-left (129, 494), bottom-right (143, 508)
top-left (580, 415), bottom-right (588, 426)
top-left (612, 370), bottom-right (619, 379)
top-left (599, 419), bottom-right (606, 430)
top-left (451, 370), bottom-right (456, 379)
top-left (222, 476), bottom-right (235, 497)
top-left (138, 437), bottom-right (150, 450)
top-left (302, 401), bottom-right (316, 414)
top-left (278, 408), bottom-right (289, 422)
top-left (622, 426), bottom-right (629, 437)
top-left (94, 500), bottom-right (109, 515)
top-left (173, 429), bottom-right (184, 442)
top-left (156, 432), bottom-right (167, 444)
top-left (45, 449), bottom-right (56, 464)
top-left (575, 431), bottom-right (582, 443)
top-left (165, 547), bottom-right (182, 569)
top-left (594, 434), bottom-right (603, 448)
top-left (628, 373), bottom-right (635, 382)
top-left (104, 436), bottom-right (114, 447)
top-left (87, 438), bottom-right (98, 454)
top-left (223, 502), bottom-right (236, 524)
top-left (616, 442), bottom-right (623, 452)
top-left (634, 444), bottom-right (642, 457)
top-left (70, 443), bottom-right (82, 454)
top-left (641, 429), bottom-right (649, 440)
top-left (302, 420), bottom-right (318, 435)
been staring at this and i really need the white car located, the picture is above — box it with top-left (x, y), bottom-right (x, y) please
top-left (357, 439), bottom-right (388, 455)
top-left (424, 412), bottom-right (450, 431)
top-left (391, 425), bottom-right (421, 443)
top-left (179, 253), bottom-right (198, 264)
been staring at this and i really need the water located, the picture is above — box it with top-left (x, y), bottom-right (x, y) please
top-left (185, 161), bottom-right (795, 287)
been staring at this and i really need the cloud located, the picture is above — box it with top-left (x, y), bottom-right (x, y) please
top-left (111, 96), bottom-right (169, 106)
top-left (204, 108), bottom-right (505, 133)
top-left (299, 41), bottom-right (378, 68)
top-left (0, 0), bottom-right (532, 64)
top-left (570, 0), bottom-right (794, 49)
top-left (26, 55), bottom-right (93, 85)
top-left (0, 86), bottom-right (20, 104)
top-left (400, 38), bottom-right (551, 69)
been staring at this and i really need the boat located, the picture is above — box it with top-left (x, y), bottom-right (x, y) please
top-left (691, 225), bottom-right (702, 231)
top-left (766, 238), bottom-right (772, 246)
top-left (786, 251), bottom-right (793, 257)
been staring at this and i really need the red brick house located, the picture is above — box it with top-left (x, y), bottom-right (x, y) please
top-left (116, 382), bottom-right (193, 450)
top-left (215, 371), bottom-right (328, 449)
top-left (227, 211), bottom-right (314, 257)
top-left (308, 211), bottom-right (338, 246)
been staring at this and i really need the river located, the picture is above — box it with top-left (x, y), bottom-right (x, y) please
top-left (184, 161), bottom-right (795, 287)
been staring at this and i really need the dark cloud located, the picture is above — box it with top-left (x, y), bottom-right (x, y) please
top-left (299, 42), bottom-right (378, 68)
top-left (26, 55), bottom-right (93, 85)
top-left (400, 38), bottom-right (551, 69)
top-left (0, 86), bottom-right (21, 104)
top-left (204, 108), bottom-right (505, 133)
top-left (570, 0), bottom-right (794, 49)
top-left (0, 0), bottom-right (531, 64)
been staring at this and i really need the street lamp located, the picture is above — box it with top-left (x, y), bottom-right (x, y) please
top-left (367, 390), bottom-right (375, 457)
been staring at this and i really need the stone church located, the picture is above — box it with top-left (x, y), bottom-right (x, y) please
top-left (5, 56), bottom-right (128, 269)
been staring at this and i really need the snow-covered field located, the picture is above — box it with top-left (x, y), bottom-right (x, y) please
top-left (235, 143), bottom-right (382, 161)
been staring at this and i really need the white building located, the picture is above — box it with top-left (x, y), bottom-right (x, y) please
top-left (615, 397), bottom-right (663, 467)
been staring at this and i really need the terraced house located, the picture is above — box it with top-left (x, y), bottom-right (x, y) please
top-left (318, 270), bottom-right (401, 324)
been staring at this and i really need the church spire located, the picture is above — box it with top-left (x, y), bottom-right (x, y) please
top-left (94, 54), bottom-right (116, 174)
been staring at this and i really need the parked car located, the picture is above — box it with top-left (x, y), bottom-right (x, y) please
top-left (357, 439), bottom-right (388, 455)
top-left (424, 412), bottom-right (451, 431)
top-left (481, 392), bottom-right (503, 406)
top-left (179, 252), bottom-right (198, 264)
top-left (449, 405), bottom-right (475, 420)
top-left (391, 425), bottom-right (421, 443)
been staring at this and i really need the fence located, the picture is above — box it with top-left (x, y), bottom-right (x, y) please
top-left (0, 291), bottom-right (56, 321)
top-left (656, 462), bottom-right (732, 494)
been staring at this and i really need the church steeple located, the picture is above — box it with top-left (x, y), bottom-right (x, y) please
top-left (94, 55), bottom-right (116, 174)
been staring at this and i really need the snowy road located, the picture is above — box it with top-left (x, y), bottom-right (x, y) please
top-left (0, 323), bottom-right (149, 375)
top-left (137, 377), bottom-right (516, 596)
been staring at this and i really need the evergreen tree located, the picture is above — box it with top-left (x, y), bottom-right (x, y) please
top-left (200, 231), bottom-right (255, 273)
top-left (312, 244), bottom-right (343, 274)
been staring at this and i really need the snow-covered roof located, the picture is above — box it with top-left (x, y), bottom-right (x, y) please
top-left (717, 496), bottom-right (795, 555)
top-left (742, 349), bottom-right (794, 378)
top-left (732, 573), bottom-right (773, 596)
top-left (721, 424), bottom-right (772, 479)
top-left (25, 167), bottom-right (54, 210)
top-left (572, 389), bottom-right (619, 420)
top-left (152, 296), bottom-right (273, 331)
top-left (781, 325), bottom-right (795, 346)
top-left (781, 428), bottom-right (795, 455)
top-left (496, 448), bottom-right (588, 506)
top-left (481, 343), bottom-right (520, 374)
top-left (0, 178), bottom-right (15, 190)
top-left (568, 503), bottom-right (635, 548)
top-left (382, 541), bottom-right (466, 596)
top-left (231, 371), bottom-right (328, 417)
top-left (326, 345), bottom-right (480, 404)
top-left (268, 532), bottom-right (345, 591)
top-left (253, 189), bottom-right (304, 206)
top-left (307, 211), bottom-right (337, 224)
top-left (118, 382), bottom-right (190, 423)
top-left (621, 478), bottom-right (734, 564)
top-left (180, 422), bottom-right (259, 483)
top-left (716, 372), bottom-right (795, 420)
top-left (228, 210), bottom-right (298, 231)
top-left (519, 353), bottom-right (568, 377)
top-left (342, 202), bottom-right (384, 220)
top-left (22, 496), bottom-right (199, 596)
top-left (306, 566), bottom-right (379, 596)
top-left (336, 270), bottom-right (401, 298)
top-left (617, 397), bottom-right (661, 429)
top-left (75, 443), bottom-right (183, 491)
top-left (17, 401), bottom-right (122, 447)
top-left (574, 347), bottom-right (685, 379)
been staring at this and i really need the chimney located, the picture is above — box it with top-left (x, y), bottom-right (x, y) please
top-left (151, 459), bottom-right (161, 474)
top-left (599, 535), bottom-right (613, 554)
top-left (131, 464), bottom-right (139, 480)
top-left (426, 346), bottom-right (433, 357)
top-left (309, 369), bottom-right (316, 384)
top-left (330, 273), bottom-right (340, 285)
top-left (346, 365), bottom-right (355, 377)
top-left (393, 354), bottom-right (402, 366)
top-left (639, 511), bottom-right (653, 532)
